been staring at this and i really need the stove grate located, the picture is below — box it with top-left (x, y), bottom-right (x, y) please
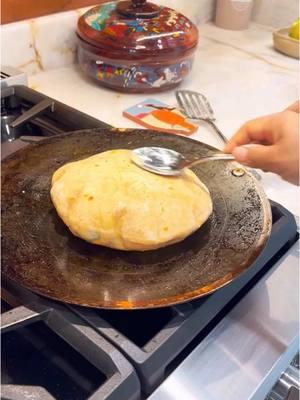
top-left (1, 298), bottom-right (140, 400)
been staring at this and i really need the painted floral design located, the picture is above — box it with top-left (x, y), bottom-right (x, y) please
top-left (79, 3), bottom-right (197, 91)
top-left (84, 2), bottom-right (191, 44)
top-left (78, 45), bottom-right (193, 90)
top-left (85, 3), bottom-right (116, 31)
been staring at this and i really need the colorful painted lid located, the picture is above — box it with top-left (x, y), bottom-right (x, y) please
top-left (77, 0), bottom-right (198, 60)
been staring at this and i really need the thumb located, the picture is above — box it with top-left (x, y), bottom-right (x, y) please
top-left (232, 144), bottom-right (277, 170)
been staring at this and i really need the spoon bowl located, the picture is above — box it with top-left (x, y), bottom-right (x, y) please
top-left (131, 147), bottom-right (235, 176)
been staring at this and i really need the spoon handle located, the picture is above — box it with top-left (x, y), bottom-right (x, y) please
top-left (185, 153), bottom-right (235, 168)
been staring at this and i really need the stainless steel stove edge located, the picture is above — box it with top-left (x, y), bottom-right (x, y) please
top-left (1, 66), bottom-right (27, 87)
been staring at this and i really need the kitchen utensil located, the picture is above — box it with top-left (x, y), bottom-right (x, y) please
top-left (1, 128), bottom-right (271, 309)
top-left (176, 90), bottom-right (262, 180)
top-left (131, 146), bottom-right (235, 176)
top-left (176, 90), bottom-right (228, 143)
top-left (76, 0), bottom-right (198, 92)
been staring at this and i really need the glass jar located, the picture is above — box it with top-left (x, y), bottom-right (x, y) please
top-left (77, 0), bottom-right (199, 93)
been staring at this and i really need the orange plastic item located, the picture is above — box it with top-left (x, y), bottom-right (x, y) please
top-left (123, 99), bottom-right (198, 135)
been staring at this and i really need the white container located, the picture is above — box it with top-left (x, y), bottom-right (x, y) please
top-left (215, 0), bottom-right (253, 30)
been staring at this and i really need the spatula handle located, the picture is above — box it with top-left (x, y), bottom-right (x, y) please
top-left (206, 119), bottom-right (228, 144)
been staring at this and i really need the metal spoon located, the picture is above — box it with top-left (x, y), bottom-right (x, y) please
top-left (131, 147), bottom-right (235, 176)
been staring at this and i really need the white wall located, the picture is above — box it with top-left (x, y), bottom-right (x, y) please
top-left (252, 0), bottom-right (299, 28)
top-left (152, 0), bottom-right (216, 25)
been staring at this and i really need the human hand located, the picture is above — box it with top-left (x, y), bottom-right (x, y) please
top-left (286, 100), bottom-right (300, 113)
top-left (224, 102), bottom-right (299, 185)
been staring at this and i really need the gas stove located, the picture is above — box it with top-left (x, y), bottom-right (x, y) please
top-left (1, 84), bottom-right (109, 159)
top-left (1, 83), bottom-right (299, 400)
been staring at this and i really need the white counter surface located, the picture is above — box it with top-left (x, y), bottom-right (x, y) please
top-left (28, 22), bottom-right (299, 216)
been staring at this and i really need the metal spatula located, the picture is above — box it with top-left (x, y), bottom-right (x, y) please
top-left (176, 90), bottom-right (228, 144)
top-left (176, 90), bottom-right (261, 180)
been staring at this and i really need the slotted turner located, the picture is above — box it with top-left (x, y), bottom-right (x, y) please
top-left (176, 90), bottom-right (228, 144)
top-left (176, 90), bottom-right (261, 180)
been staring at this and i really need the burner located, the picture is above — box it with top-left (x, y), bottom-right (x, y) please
top-left (1, 85), bottom-right (110, 157)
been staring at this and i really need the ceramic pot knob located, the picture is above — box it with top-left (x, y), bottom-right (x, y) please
top-left (132, 0), bottom-right (147, 7)
top-left (117, 0), bottom-right (160, 18)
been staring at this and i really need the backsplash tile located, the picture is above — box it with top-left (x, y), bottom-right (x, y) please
top-left (1, 20), bottom-right (40, 74)
top-left (34, 11), bottom-right (78, 71)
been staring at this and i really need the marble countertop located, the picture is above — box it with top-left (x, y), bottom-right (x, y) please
top-left (28, 22), bottom-right (299, 216)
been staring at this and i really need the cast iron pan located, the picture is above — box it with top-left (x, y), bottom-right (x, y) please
top-left (1, 128), bottom-right (272, 309)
